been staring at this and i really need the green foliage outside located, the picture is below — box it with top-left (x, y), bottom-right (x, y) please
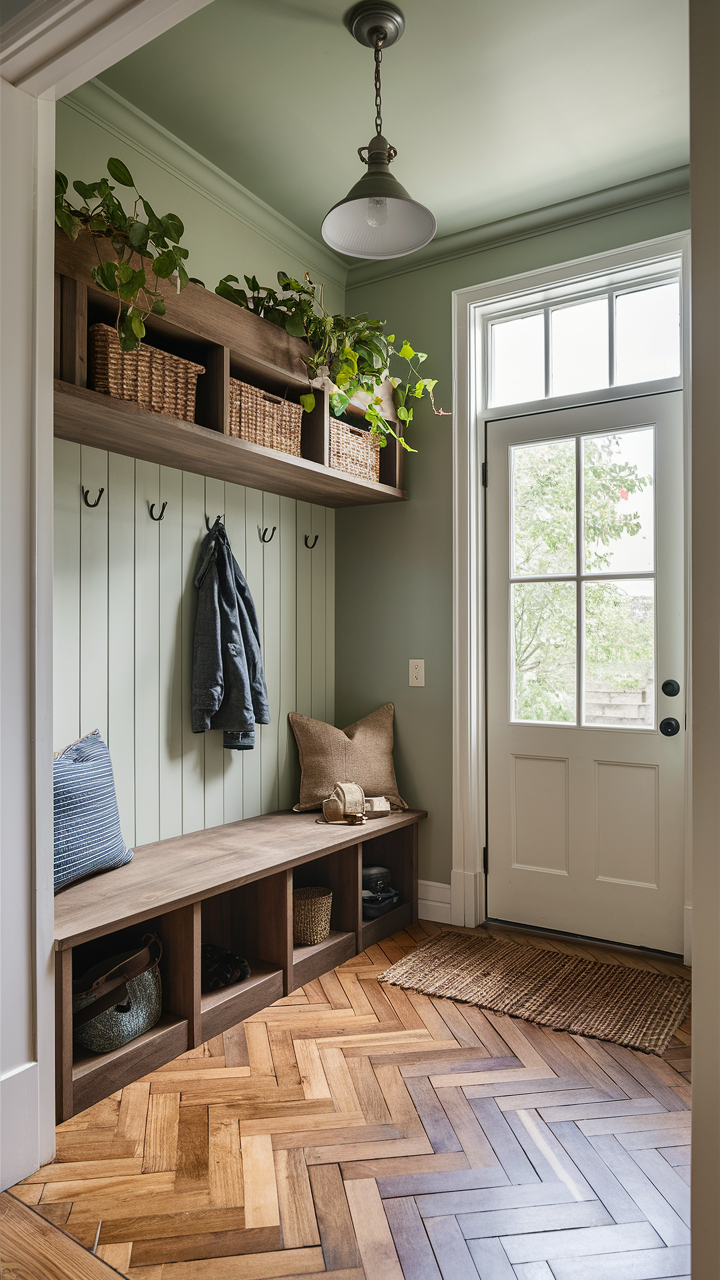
top-left (513, 435), bottom-right (654, 723)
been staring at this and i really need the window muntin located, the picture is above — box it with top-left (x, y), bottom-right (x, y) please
top-left (488, 274), bottom-right (680, 410)
top-left (509, 426), bottom-right (656, 730)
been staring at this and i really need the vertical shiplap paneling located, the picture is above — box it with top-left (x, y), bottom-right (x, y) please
top-left (203, 476), bottom-right (226, 828)
top-left (261, 491), bottom-right (281, 815)
top-left (54, 450), bottom-right (335, 839)
top-left (278, 496), bottom-right (298, 810)
top-left (222, 479), bottom-right (247, 823)
top-left (79, 446), bottom-right (109, 742)
top-left (325, 507), bottom-right (336, 727)
top-left (134, 461), bottom-right (161, 845)
top-left (158, 466), bottom-right (184, 839)
top-left (310, 505), bottom-right (327, 723)
top-left (243, 487), bottom-right (264, 818)
top-left (181, 471), bottom-right (206, 835)
top-left (107, 453), bottom-right (136, 845)
top-left (53, 440), bottom-right (81, 751)
top-left (295, 500), bottom-right (313, 718)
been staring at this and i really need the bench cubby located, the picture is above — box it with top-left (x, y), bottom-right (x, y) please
top-left (55, 808), bottom-right (424, 1119)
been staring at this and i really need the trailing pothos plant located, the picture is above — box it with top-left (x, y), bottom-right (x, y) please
top-left (215, 270), bottom-right (448, 451)
top-left (55, 158), bottom-right (197, 352)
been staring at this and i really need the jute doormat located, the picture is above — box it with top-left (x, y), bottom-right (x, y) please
top-left (378, 931), bottom-right (691, 1055)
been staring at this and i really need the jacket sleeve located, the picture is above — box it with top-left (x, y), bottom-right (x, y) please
top-left (233, 559), bottom-right (271, 726)
top-left (191, 562), bottom-right (224, 731)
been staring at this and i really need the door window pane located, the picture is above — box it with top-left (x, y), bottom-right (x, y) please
top-left (615, 282), bottom-right (680, 385)
top-left (583, 579), bottom-right (655, 728)
top-left (551, 298), bottom-right (609, 397)
top-left (490, 313), bottom-right (544, 407)
top-left (512, 581), bottom-right (577, 723)
top-left (511, 439), bottom-right (576, 576)
top-left (582, 427), bottom-right (654, 574)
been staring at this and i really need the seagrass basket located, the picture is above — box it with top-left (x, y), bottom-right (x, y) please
top-left (329, 419), bottom-right (381, 482)
top-left (293, 886), bottom-right (333, 946)
top-left (88, 323), bottom-right (204, 423)
top-left (228, 378), bottom-right (303, 456)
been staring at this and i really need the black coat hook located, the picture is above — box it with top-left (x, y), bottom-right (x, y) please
top-left (205, 514), bottom-right (225, 531)
top-left (82, 486), bottom-right (104, 508)
top-left (149, 502), bottom-right (167, 521)
top-left (258, 526), bottom-right (277, 544)
top-left (304, 534), bottom-right (319, 549)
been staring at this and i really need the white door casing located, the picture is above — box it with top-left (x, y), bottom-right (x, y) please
top-left (485, 394), bottom-right (685, 952)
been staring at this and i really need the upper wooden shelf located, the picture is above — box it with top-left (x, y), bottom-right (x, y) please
top-left (54, 808), bottom-right (427, 949)
top-left (55, 381), bottom-right (406, 507)
top-left (54, 229), bottom-right (407, 506)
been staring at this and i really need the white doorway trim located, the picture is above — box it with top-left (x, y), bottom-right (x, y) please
top-left (451, 232), bottom-right (691, 935)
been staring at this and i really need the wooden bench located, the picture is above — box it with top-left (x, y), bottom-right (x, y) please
top-left (55, 808), bottom-right (426, 1120)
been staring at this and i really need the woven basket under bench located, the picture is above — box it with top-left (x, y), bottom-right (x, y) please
top-left (329, 418), bottom-right (382, 482)
top-left (89, 323), bottom-right (204, 423)
top-left (228, 379), bottom-right (303, 457)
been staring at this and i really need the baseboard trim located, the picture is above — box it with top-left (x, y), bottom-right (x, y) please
top-left (418, 879), bottom-right (452, 925)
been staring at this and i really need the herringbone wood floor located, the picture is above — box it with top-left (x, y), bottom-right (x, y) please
top-left (11, 921), bottom-right (691, 1279)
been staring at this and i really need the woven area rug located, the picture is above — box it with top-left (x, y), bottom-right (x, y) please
top-left (378, 931), bottom-right (691, 1055)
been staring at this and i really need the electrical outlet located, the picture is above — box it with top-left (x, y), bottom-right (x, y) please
top-left (409, 659), bottom-right (425, 687)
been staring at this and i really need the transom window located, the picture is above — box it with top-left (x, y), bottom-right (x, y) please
top-left (510, 426), bottom-right (656, 729)
top-left (487, 277), bottom-right (681, 409)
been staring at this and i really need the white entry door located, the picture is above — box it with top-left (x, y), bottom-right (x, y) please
top-left (486, 393), bottom-right (685, 952)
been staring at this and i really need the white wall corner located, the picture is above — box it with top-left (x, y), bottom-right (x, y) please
top-left (1, 1063), bottom-right (39, 1190)
top-left (451, 869), bottom-right (483, 928)
top-left (418, 879), bottom-right (452, 925)
top-left (683, 904), bottom-right (692, 966)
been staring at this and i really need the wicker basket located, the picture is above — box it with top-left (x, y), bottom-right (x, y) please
top-left (229, 379), bottom-right (303, 457)
top-left (329, 418), bottom-right (381, 482)
top-left (293, 886), bottom-right (333, 946)
top-left (89, 324), bottom-right (204, 423)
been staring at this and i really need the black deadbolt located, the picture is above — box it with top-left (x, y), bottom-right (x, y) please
top-left (660, 717), bottom-right (681, 737)
top-left (661, 679), bottom-right (681, 698)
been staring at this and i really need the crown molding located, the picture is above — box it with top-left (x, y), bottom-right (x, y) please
top-left (62, 80), bottom-right (349, 292)
top-left (345, 166), bottom-right (690, 290)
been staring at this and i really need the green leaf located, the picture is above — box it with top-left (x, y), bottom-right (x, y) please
top-left (93, 260), bottom-right (119, 293)
top-left (128, 220), bottom-right (150, 248)
top-left (415, 351), bottom-right (428, 363)
top-left (131, 313), bottom-right (146, 340)
top-left (55, 204), bottom-right (76, 237)
top-left (152, 250), bottom-right (176, 279)
top-left (285, 310), bottom-right (306, 338)
top-left (161, 212), bottom-right (184, 242)
top-left (423, 378), bottom-right (438, 394)
top-left (73, 180), bottom-right (98, 201)
top-left (397, 406), bottom-right (409, 421)
top-left (188, 278), bottom-right (206, 287)
top-left (107, 157), bottom-right (135, 187)
top-left (398, 341), bottom-right (415, 360)
top-left (55, 170), bottom-right (68, 196)
top-left (151, 298), bottom-right (166, 315)
top-left (329, 391), bottom-right (351, 417)
top-left (386, 334), bottom-right (395, 343)
top-left (177, 261), bottom-right (189, 290)
top-left (299, 394), bottom-right (316, 413)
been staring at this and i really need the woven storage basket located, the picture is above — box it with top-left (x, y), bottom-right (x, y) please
top-left (228, 378), bottom-right (303, 456)
top-left (293, 886), bottom-right (333, 946)
top-left (89, 323), bottom-right (204, 423)
top-left (329, 418), bottom-right (381, 482)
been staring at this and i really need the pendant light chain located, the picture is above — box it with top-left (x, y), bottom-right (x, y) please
top-left (373, 31), bottom-right (385, 135)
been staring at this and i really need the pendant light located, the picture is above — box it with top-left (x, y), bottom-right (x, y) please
top-left (321, 1), bottom-right (436, 260)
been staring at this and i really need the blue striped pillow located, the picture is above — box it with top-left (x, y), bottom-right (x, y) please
top-left (53, 730), bottom-right (133, 893)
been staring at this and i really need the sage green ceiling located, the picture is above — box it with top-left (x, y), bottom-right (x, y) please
top-left (97, 0), bottom-right (688, 245)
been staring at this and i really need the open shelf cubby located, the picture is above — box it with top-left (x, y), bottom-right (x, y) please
top-left (55, 808), bottom-right (423, 1119)
top-left (54, 228), bottom-right (406, 507)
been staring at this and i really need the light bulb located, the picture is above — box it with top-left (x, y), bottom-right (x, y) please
top-left (366, 196), bottom-right (388, 227)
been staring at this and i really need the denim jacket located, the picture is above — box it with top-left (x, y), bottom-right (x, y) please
top-left (191, 518), bottom-right (270, 750)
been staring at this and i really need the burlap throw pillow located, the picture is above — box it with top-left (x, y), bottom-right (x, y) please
top-left (289, 704), bottom-right (407, 812)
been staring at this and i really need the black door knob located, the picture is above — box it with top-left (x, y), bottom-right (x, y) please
top-left (660, 717), bottom-right (680, 737)
top-left (662, 680), bottom-right (680, 697)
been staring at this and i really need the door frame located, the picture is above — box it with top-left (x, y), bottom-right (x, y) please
top-left (451, 232), bottom-right (692, 951)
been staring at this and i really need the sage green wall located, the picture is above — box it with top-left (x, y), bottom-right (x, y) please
top-left (55, 89), bottom-right (346, 313)
top-left (337, 193), bottom-right (690, 887)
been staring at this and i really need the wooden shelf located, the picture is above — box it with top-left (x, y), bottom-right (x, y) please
top-left (292, 930), bottom-right (357, 989)
top-left (72, 1014), bottom-right (188, 1115)
top-left (54, 381), bottom-right (406, 508)
top-left (200, 961), bottom-right (283, 1041)
top-left (362, 902), bottom-right (413, 950)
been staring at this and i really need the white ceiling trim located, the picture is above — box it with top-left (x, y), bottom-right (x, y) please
top-left (0, 0), bottom-right (217, 99)
top-left (63, 80), bottom-right (349, 291)
top-left (346, 166), bottom-right (690, 290)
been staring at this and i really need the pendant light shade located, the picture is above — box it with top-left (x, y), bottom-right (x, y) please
top-left (322, 3), bottom-right (436, 260)
top-left (322, 134), bottom-right (436, 259)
